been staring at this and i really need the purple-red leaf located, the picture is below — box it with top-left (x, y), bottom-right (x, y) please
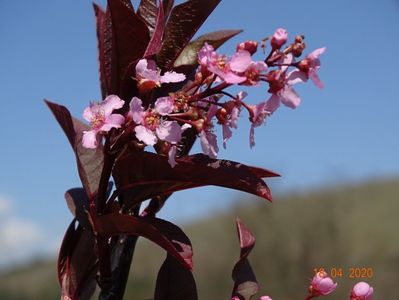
top-left (65, 183), bottom-right (113, 229)
top-left (93, 3), bottom-right (110, 99)
top-left (112, 151), bottom-right (278, 211)
top-left (143, 1), bottom-right (165, 57)
top-left (107, 0), bottom-right (150, 94)
top-left (174, 29), bottom-right (243, 67)
top-left (157, 0), bottom-right (221, 69)
top-left (154, 255), bottom-right (198, 300)
top-left (45, 100), bottom-right (104, 199)
top-left (58, 220), bottom-right (98, 300)
top-left (137, 0), bottom-right (158, 34)
top-left (96, 214), bottom-right (193, 269)
top-left (231, 219), bottom-right (259, 300)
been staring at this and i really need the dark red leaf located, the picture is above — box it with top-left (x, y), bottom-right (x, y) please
top-left (143, 1), bottom-right (165, 57)
top-left (45, 100), bottom-right (104, 198)
top-left (174, 29), bottom-right (243, 67)
top-left (96, 214), bottom-right (193, 269)
top-left (93, 3), bottom-right (110, 99)
top-left (162, 0), bottom-right (174, 21)
top-left (157, 0), bottom-right (221, 69)
top-left (231, 219), bottom-right (259, 300)
top-left (107, 0), bottom-right (150, 94)
top-left (65, 183), bottom-right (113, 229)
top-left (112, 151), bottom-right (278, 211)
top-left (137, 0), bottom-right (158, 34)
top-left (58, 220), bottom-right (98, 300)
top-left (154, 255), bottom-right (198, 300)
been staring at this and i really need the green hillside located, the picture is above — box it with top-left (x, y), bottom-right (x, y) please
top-left (1, 178), bottom-right (398, 299)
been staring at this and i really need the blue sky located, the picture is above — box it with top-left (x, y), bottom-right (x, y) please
top-left (0, 0), bottom-right (398, 267)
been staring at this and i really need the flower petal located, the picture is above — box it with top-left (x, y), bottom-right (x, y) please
top-left (222, 124), bottom-right (232, 149)
top-left (156, 121), bottom-right (182, 144)
top-left (265, 94), bottom-right (281, 114)
top-left (286, 70), bottom-right (308, 85)
top-left (129, 97), bottom-right (145, 124)
top-left (168, 146), bottom-right (177, 168)
top-left (102, 95), bottom-right (125, 116)
top-left (100, 114), bottom-right (125, 131)
top-left (230, 50), bottom-right (252, 73)
top-left (160, 71), bottom-right (186, 83)
top-left (82, 105), bottom-right (95, 122)
top-left (199, 131), bottom-right (219, 158)
top-left (280, 86), bottom-right (301, 109)
top-left (82, 130), bottom-right (99, 149)
top-left (134, 125), bottom-right (157, 146)
top-left (155, 97), bottom-right (174, 115)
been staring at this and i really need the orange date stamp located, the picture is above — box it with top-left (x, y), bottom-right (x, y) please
top-left (313, 267), bottom-right (374, 279)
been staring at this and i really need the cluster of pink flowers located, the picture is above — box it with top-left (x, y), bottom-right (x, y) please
top-left (82, 28), bottom-right (326, 166)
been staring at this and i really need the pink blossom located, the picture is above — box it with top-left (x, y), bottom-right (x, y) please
top-left (129, 97), bottom-right (182, 146)
top-left (198, 103), bottom-right (219, 158)
top-left (249, 101), bottom-right (269, 148)
top-left (243, 61), bottom-right (268, 86)
top-left (297, 47), bottom-right (326, 88)
top-left (216, 91), bottom-right (246, 148)
top-left (231, 297), bottom-right (240, 300)
top-left (198, 43), bottom-right (252, 84)
top-left (82, 95), bottom-right (125, 149)
top-left (309, 271), bottom-right (337, 297)
top-left (135, 59), bottom-right (186, 93)
top-left (350, 282), bottom-right (373, 300)
top-left (259, 296), bottom-right (273, 300)
top-left (265, 69), bottom-right (301, 114)
top-left (271, 28), bottom-right (288, 49)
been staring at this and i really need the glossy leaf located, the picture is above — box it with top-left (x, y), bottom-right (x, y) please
top-left (45, 100), bottom-right (105, 199)
top-left (58, 220), bottom-right (98, 300)
top-left (137, 0), bottom-right (158, 34)
top-left (112, 151), bottom-right (278, 211)
top-left (65, 183), bottom-right (113, 229)
top-left (154, 255), bottom-right (198, 300)
top-left (96, 214), bottom-right (193, 269)
top-left (143, 1), bottom-right (165, 57)
top-left (231, 219), bottom-right (259, 300)
top-left (157, 0), bottom-right (221, 69)
top-left (107, 0), bottom-right (150, 94)
top-left (93, 3), bottom-right (110, 99)
top-left (174, 29), bottom-right (242, 67)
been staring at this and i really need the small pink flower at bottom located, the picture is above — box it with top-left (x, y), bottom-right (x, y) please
top-left (231, 297), bottom-right (240, 300)
top-left (308, 270), bottom-right (337, 297)
top-left (350, 282), bottom-right (373, 300)
top-left (259, 296), bottom-right (273, 300)
top-left (82, 95), bottom-right (125, 149)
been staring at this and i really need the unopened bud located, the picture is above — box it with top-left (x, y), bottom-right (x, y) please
top-left (237, 40), bottom-right (258, 55)
top-left (271, 28), bottom-right (288, 49)
top-left (216, 108), bottom-right (228, 124)
top-left (292, 42), bottom-right (306, 57)
top-left (297, 59), bottom-right (310, 72)
top-left (295, 35), bottom-right (305, 43)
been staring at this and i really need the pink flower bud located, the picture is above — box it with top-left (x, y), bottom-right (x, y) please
top-left (259, 296), bottom-right (273, 300)
top-left (309, 271), bottom-right (337, 297)
top-left (350, 282), bottom-right (373, 300)
top-left (237, 40), bottom-right (258, 55)
top-left (271, 28), bottom-right (288, 49)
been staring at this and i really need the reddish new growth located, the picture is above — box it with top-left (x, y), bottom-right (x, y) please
top-left (82, 28), bottom-right (326, 165)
